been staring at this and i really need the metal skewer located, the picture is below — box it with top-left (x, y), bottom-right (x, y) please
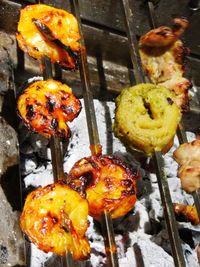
top-left (25, 1), bottom-right (73, 266)
top-left (147, 0), bottom-right (200, 223)
top-left (121, 0), bottom-right (186, 266)
top-left (19, 1), bottom-right (73, 265)
top-left (41, 57), bottom-right (65, 181)
top-left (69, 1), bottom-right (119, 266)
top-left (41, 58), bottom-right (73, 266)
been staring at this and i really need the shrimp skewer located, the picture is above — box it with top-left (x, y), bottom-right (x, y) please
top-left (17, 79), bottom-right (81, 139)
top-left (16, 4), bottom-right (81, 69)
top-left (20, 182), bottom-right (90, 260)
top-left (67, 154), bottom-right (138, 220)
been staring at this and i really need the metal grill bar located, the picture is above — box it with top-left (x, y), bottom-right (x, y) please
top-left (152, 151), bottom-right (186, 267)
top-left (147, 0), bottom-right (200, 223)
top-left (120, 0), bottom-right (186, 266)
top-left (69, 1), bottom-right (119, 266)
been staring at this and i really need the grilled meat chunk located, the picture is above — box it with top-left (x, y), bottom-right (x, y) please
top-left (16, 4), bottom-right (80, 69)
top-left (17, 79), bottom-right (81, 139)
top-left (174, 203), bottom-right (199, 225)
top-left (139, 18), bottom-right (191, 111)
top-left (173, 140), bottom-right (200, 193)
top-left (140, 18), bottom-right (188, 48)
top-left (67, 155), bottom-right (138, 220)
top-left (20, 182), bottom-right (90, 260)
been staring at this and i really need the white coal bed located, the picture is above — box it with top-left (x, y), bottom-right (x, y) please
top-left (20, 99), bottom-right (200, 267)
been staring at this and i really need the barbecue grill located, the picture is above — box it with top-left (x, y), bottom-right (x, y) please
top-left (0, 0), bottom-right (200, 266)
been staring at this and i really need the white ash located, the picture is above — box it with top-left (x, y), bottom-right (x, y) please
top-left (20, 99), bottom-right (200, 267)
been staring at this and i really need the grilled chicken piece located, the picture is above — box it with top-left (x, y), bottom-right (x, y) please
top-left (16, 4), bottom-right (80, 69)
top-left (140, 18), bottom-right (188, 48)
top-left (174, 203), bottom-right (199, 225)
top-left (139, 18), bottom-right (191, 112)
top-left (17, 79), bottom-right (81, 139)
top-left (20, 182), bottom-right (90, 260)
top-left (173, 140), bottom-right (200, 193)
top-left (67, 155), bottom-right (138, 220)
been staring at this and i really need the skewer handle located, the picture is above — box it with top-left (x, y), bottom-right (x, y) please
top-left (101, 211), bottom-right (119, 267)
top-left (153, 151), bottom-right (186, 267)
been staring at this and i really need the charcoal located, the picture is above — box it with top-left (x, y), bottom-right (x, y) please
top-left (0, 186), bottom-right (25, 266)
top-left (0, 47), bottom-right (10, 95)
top-left (0, 117), bottom-right (18, 176)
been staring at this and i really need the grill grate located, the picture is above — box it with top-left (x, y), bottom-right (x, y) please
top-left (13, 0), bottom-right (200, 266)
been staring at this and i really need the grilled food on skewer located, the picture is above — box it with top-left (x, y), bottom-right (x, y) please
top-left (139, 18), bottom-right (191, 111)
top-left (140, 18), bottom-right (188, 48)
top-left (17, 79), bottom-right (81, 138)
top-left (114, 83), bottom-right (181, 155)
top-left (16, 4), bottom-right (80, 69)
top-left (20, 182), bottom-right (90, 260)
top-left (173, 139), bottom-right (200, 193)
top-left (67, 155), bottom-right (138, 220)
top-left (174, 203), bottom-right (199, 225)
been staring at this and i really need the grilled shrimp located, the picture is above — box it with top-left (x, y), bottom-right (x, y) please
top-left (67, 155), bottom-right (138, 220)
top-left (20, 182), bottom-right (90, 260)
top-left (16, 4), bottom-right (80, 69)
top-left (17, 79), bottom-right (81, 138)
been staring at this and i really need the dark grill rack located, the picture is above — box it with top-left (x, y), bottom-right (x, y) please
top-left (14, 0), bottom-right (200, 267)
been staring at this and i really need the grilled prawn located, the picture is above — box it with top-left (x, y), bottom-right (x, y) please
top-left (16, 4), bottom-right (80, 69)
top-left (139, 18), bottom-right (191, 111)
top-left (67, 155), bottom-right (138, 220)
top-left (20, 182), bottom-right (90, 260)
top-left (17, 79), bottom-right (81, 138)
top-left (173, 139), bottom-right (200, 193)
